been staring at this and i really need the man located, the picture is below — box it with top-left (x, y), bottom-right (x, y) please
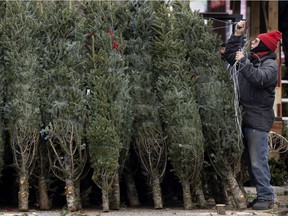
top-left (224, 20), bottom-right (282, 210)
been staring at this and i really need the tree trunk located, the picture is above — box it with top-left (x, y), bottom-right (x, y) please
top-left (18, 174), bottom-right (29, 211)
top-left (124, 167), bottom-right (140, 207)
top-left (227, 169), bottom-right (246, 209)
top-left (151, 177), bottom-right (163, 209)
top-left (74, 179), bottom-right (82, 211)
top-left (196, 185), bottom-right (206, 208)
top-left (102, 181), bottom-right (110, 212)
top-left (65, 179), bottom-right (77, 212)
top-left (182, 179), bottom-right (192, 210)
top-left (110, 172), bottom-right (120, 210)
top-left (38, 175), bottom-right (50, 210)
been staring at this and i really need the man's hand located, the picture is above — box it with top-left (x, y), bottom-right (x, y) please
top-left (235, 51), bottom-right (244, 61)
top-left (235, 20), bottom-right (246, 36)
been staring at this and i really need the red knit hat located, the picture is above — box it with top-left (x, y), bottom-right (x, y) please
top-left (257, 30), bottom-right (282, 52)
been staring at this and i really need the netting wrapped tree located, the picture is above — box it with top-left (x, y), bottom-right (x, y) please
top-left (80, 1), bottom-right (132, 212)
top-left (124, 1), bottom-right (168, 209)
top-left (33, 2), bottom-right (54, 210)
top-left (0, 1), bottom-right (41, 211)
top-left (38, 2), bottom-right (88, 212)
top-left (152, 1), bottom-right (204, 210)
top-left (177, 8), bottom-right (245, 208)
top-left (0, 1), bottom-right (7, 182)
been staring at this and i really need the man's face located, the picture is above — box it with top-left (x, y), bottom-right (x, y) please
top-left (251, 38), bottom-right (260, 50)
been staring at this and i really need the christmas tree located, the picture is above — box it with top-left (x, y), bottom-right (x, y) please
top-left (152, 1), bottom-right (204, 209)
top-left (0, 1), bottom-right (42, 211)
top-left (179, 7), bottom-right (245, 208)
top-left (38, 1), bottom-right (88, 211)
top-left (80, 1), bottom-right (132, 212)
top-left (124, 1), bottom-right (168, 209)
top-left (0, 1), bottom-right (6, 180)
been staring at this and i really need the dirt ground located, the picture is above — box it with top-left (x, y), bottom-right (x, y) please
top-left (1, 187), bottom-right (288, 216)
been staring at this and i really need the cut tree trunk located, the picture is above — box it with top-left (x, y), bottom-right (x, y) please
top-left (196, 185), bottom-right (206, 208)
top-left (124, 167), bottom-right (140, 207)
top-left (38, 175), bottom-right (50, 210)
top-left (151, 177), bottom-right (163, 209)
top-left (110, 172), bottom-right (120, 210)
top-left (74, 180), bottom-right (82, 211)
top-left (102, 182), bottom-right (109, 212)
top-left (182, 179), bottom-right (192, 210)
top-left (227, 169), bottom-right (246, 209)
top-left (65, 179), bottom-right (77, 212)
top-left (18, 174), bottom-right (29, 211)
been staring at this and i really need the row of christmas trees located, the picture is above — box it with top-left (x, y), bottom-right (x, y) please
top-left (0, 0), bottom-right (245, 212)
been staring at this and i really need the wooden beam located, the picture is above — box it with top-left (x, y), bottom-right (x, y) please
top-left (249, 1), bottom-right (260, 40)
top-left (268, 1), bottom-right (278, 31)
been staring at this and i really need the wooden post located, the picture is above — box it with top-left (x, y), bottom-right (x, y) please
top-left (268, 1), bottom-right (278, 31)
top-left (249, 1), bottom-right (260, 40)
top-left (267, 1), bottom-right (282, 132)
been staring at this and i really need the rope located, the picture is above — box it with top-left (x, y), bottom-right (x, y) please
top-left (207, 17), bottom-right (239, 30)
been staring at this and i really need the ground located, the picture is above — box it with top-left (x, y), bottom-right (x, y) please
top-left (0, 206), bottom-right (287, 216)
top-left (0, 187), bottom-right (288, 216)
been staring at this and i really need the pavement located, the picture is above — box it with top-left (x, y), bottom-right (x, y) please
top-left (0, 208), bottom-right (285, 216)
top-left (0, 187), bottom-right (288, 216)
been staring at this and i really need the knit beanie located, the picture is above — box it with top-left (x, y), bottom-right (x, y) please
top-left (257, 30), bottom-right (282, 52)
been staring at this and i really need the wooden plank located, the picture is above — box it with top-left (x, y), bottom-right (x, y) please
top-left (268, 1), bottom-right (278, 31)
top-left (249, 1), bottom-right (260, 40)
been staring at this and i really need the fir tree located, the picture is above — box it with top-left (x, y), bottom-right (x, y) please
top-left (125, 1), bottom-right (167, 209)
top-left (0, 0), bottom-right (6, 180)
top-left (152, 1), bottom-right (204, 209)
top-left (113, 2), bottom-right (143, 207)
top-left (111, 3), bottom-right (135, 210)
top-left (39, 2), bottom-right (88, 212)
top-left (1, 1), bottom-right (41, 211)
top-left (178, 8), bottom-right (245, 208)
top-left (80, 1), bottom-right (132, 212)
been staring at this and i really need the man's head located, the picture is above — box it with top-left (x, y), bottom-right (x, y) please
top-left (251, 30), bottom-right (282, 52)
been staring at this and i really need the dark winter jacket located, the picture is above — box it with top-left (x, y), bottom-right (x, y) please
top-left (224, 35), bottom-right (278, 132)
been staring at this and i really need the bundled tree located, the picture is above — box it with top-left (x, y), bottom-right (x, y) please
top-left (152, 1), bottom-right (205, 209)
top-left (113, 2), bottom-right (150, 208)
top-left (39, 2), bottom-right (88, 212)
top-left (0, 1), bottom-right (6, 180)
top-left (31, 2), bottom-right (54, 210)
top-left (80, 1), bottom-right (132, 212)
top-left (0, 1), bottom-right (42, 211)
top-left (125, 1), bottom-right (167, 209)
top-left (178, 9), bottom-right (245, 208)
top-left (111, 4), bottom-right (136, 210)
